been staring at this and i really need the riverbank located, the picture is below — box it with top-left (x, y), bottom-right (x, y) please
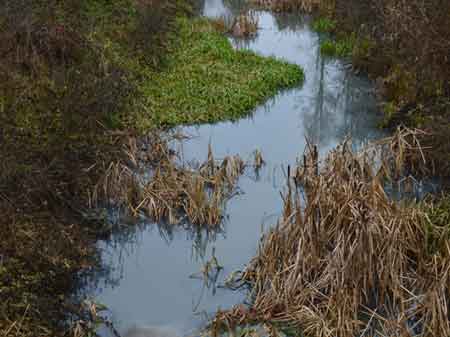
top-left (0, 1), bottom-right (303, 336)
top-left (249, 0), bottom-right (450, 175)
top-left (314, 0), bottom-right (450, 176)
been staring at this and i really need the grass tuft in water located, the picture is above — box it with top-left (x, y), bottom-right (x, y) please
top-left (249, 0), bottom-right (320, 12)
top-left (320, 34), bottom-right (355, 57)
top-left (312, 17), bottom-right (336, 33)
top-left (92, 134), bottom-right (249, 228)
top-left (231, 11), bottom-right (259, 37)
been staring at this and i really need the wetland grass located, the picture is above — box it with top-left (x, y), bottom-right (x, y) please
top-left (92, 134), bottom-right (246, 227)
top-left (249, 0), bottom-right (321, 12)
top-left (210, 128), bottom-right (450, 337)
top-left (253, 149), bottom-right (265, 170)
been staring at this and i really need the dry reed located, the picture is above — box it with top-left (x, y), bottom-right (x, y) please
top-left (249, 0), bottom-right (321, 13)
top-left (231, 11), bottom-right (259, 37)
top-left (210, 128), bottom-right (449, 336)
top-left (91, 134), bottom-right (245, 227)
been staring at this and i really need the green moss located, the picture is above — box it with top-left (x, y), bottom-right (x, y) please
top-left (136, 18), bottom-right (304, 129)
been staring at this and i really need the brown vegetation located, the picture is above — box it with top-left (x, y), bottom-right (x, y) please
top-left (250, 0), bottom-right (320, 13)
top-left (231, 11), bottom-right (259, 37)
top-left (211, 11), bottom-right (259, 38)
top-left (210, 129), bottom-right (450, 336)
top-left (92, 136), bottom-right (245, 227)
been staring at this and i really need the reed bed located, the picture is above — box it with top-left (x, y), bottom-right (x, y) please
top-left (210, 128), bottom-right (449, 336)
top-left (91, 135), bottom-right (245, 227)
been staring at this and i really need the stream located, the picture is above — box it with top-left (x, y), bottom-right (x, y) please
top-left (88, 1), bottom-right (386, 336)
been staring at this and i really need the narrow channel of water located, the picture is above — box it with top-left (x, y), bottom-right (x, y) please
top-left (89, 1), bottom-right (385, 336)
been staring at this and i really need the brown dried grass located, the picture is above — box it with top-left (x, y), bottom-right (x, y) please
top-left (210, 128), bottom-right (449, 336)
top-left (92, 135), bottom-right (245, 227)
top-left (249, 0), bottom-right (321, 13)
top-left (231, 11), bottom-right (259, 37)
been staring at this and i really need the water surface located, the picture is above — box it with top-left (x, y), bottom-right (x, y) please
top-left (91, 2), bottom-right (384, 336)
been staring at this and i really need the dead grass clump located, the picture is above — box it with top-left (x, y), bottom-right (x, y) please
top-left (231, 11), bottom-right (259, 37)
top-left (253, 149), bottom-right (265, 170)
top-left (210, 128), bottom-right (450, 336)
top-left (250, 0), bottom-right (321, 13)
top-left (210, 16), bottom-right (231, 33)
top-left (92, 136), bottom-right (245, 227)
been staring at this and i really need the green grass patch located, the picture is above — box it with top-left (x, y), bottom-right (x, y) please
top-left (312, 17), bottom-right (336, 33)
top-left (320, 34), bottom-right (356, 58)
top-left (424, 196), bottom-right (450, 255)
top-left (136, 18), bottom-right (304, 128)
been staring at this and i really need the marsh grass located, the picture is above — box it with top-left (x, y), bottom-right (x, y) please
top-left (209, 128), bottom-right (450, 337)
top-left (319, 34), bottom-right (356, 58)
top-left (92, 135), bottom-right (246, 227)
top-left (231, 11), bottom-right (259, 38)
top-left (253, 149), bottom-right (265, 170)
top-left (311, 17), bottom-right (336, 33)
top-left (249, 0), bottom-right (321, 12)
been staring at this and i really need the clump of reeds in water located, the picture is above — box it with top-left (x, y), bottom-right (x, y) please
top-left (250, 0), bottom-right (320, 12)
top-left (210, 128), bottom-right (450, 336)
top-left (91, 135), bottom-right (245, 228)
top-left (231, 11), bottom-right (259, 38)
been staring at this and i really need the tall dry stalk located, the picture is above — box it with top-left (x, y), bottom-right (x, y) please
top-left (211, 128), bottom-right (449, 336)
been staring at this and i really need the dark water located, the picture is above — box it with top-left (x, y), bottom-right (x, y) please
top-left (89, 1), bottom-right (386, 336)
